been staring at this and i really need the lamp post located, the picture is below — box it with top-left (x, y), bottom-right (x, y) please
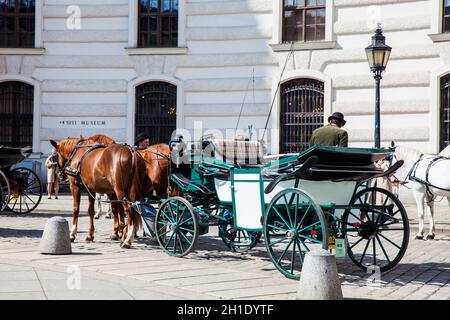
top-left (365, 25), bottom-right (391, 149)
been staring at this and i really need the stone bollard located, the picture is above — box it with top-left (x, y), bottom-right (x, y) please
top-left (39, 216), bottom-right (72, 255)
top-left (297, 249), bottom-right (343, 300)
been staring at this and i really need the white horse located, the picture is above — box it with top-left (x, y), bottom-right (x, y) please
top-left (391, 143), bottom-right (450, 240)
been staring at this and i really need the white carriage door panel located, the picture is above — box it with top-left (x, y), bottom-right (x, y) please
top-left (232, 172), bottom-right (264, 231)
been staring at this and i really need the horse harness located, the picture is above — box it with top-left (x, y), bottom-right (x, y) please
top-left (60, 143), bottom-right (108, 190)
top-left (406, 154), bottom-right (450, 202)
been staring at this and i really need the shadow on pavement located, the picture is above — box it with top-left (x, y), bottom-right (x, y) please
top-left (0, 228), bottom-right (43, 238)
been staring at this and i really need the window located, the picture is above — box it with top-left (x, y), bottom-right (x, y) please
top-left (440, 74), bottom-right (450, 150)
top-left (0, 81), bottom-right (34, 147)
top-left (135, 81), bottom-right (177, 144)
top-left (444, 0), bottom-right (450, 33)
top-left (138, 0), bottom-right (178, 48)
top-left (0, 0), bottom-right (35, 48)
top-left (280, 78), bottom-right (324, 153)
top-left (283, 0), bottom-right (325, 43)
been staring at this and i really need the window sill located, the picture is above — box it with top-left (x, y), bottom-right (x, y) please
top-left (428, 33), bottom-right (450, 43)
top-left (0, 48), bottom-right (45, 55)
top-left (126, 47), bottom-right (188, 55)
top-left (270, 41), bottom-right (337, 52)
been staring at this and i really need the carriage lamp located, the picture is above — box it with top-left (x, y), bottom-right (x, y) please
top-left (365, 24), bottom-right (391, 149)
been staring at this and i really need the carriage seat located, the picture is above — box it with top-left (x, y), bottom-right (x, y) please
top-left (171, 173), bottom-right (214, 196)
top-left (203, 139), bottom-right (267, 167)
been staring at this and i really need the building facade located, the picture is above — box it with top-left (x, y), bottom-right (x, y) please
top-left (2, 0), bottom-right (450, 164)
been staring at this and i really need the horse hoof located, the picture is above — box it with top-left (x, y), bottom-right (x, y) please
top-left (94, 215), bottom-right (100, 220)
top-left (86, 237), bottom-right (94, 242)
top-left (426, 234), bottom-right (435, 240)
top-left (415, 235), bottom-right (424, 240)
top-left (121, 243), bottom-right (130, 249)
top-left (70, 237), bottom-right (75, 242)
top-left (110, 234), bottom-right (119, 241)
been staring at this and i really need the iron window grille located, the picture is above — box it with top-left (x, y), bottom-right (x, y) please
top-left (0, 81), bottom-right (34, 148)
top-left (280, 78), bottom-right (324, 153)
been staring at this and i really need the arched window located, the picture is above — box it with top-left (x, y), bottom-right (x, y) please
top-left (280, 78), bottom-right (324, 153)
top-left (138, 0), bottom-right (178, 48)
top-left (135, 81), bottom-right (177, 145)
top-left (0, 81), bottom-right (34, 147)
top-left (0, 0), bottom-right (35, 48)
top-left (440, 74), bottom-right (450, 150)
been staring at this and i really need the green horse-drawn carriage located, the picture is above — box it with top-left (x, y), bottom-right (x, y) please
top-left (142, 137), bottom-right (409, 280)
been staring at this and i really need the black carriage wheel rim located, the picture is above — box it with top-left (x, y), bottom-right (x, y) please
top-left (343, 187), bottom-right (409, 272)
top-left (264, 188), bottom-right (328, 280)
top-left (218, 209), bottom-right (262, 252)
top-left (6, 168), bottom-right (42, 214)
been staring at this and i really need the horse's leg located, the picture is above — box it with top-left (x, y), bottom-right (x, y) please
top-left (70, 183), bottom-right (82, 242)
top-left (426, 199), bottom-right (436, 240)
top-left (86, 194), bottom-right (95, 242)
top-left (108, 193), bottom-right (120, 241)
top-left (121, 204), bottom-right (135, 249)
top-left (413, 189), bottom-right (425, 240)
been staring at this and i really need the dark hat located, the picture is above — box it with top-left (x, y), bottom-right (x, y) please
top-left (135, 132), bottom-right (150, 145)
top-left (328, 112), bottom-right (346, 126)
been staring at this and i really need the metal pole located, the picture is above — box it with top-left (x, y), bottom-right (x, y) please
top-left (374, 75), bottom-right (381, 149)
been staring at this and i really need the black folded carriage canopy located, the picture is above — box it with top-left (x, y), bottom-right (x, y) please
top-left (267, 144), bottom-right (397, 182)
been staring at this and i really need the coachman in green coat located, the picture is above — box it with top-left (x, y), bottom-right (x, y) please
top-left (310, 112), bottom-right (348, 147)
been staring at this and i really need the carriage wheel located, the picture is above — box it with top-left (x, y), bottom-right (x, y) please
top-left (6, 168), bottom-right (42, 214)
top-left (155, 197), bottom-right (198, 257)
top-left (342, 187), bottom-right (409, 272)
top-left (264, 188), bottom-right (328, 280)
top-left (218, 209), bottom-right (262, 252)
top-left (0, 170), bottom-right (11, 212)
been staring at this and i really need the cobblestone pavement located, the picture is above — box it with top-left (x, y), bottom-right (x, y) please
top-left (0, 195), bottom-right (449, 300)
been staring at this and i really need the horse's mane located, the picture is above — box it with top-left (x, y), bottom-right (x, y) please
top-left (88, 134), bottom-right (115, 145)
top-left (58, 137), bottom-right (84, 158)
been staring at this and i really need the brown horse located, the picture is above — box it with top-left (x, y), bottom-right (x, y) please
top-left (50, 136), bottom-right (150, 248)
top-left (138, 144), bottom-right (171, 197)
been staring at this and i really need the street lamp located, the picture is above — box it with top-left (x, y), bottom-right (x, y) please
top-left (365, 25), bottom-right (391, 149)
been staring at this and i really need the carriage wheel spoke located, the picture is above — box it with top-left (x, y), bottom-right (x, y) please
top-left (157, 228), bottom-right (171, 238)
top-left (359, 239), bottom-right (371, 264)
top-left (276, 239), bottom-right (293, 265)
top-left (378, 232), bottom-right (401, 250)
top-left (178, 216), bottom-right (193, 227)
top-left (177, 234), bottom-right (184, 253)
top-left (350, 236), bottom-right (364, 249)
top-left (268, 236), bottom-right (288, 247)
top-left (290, 237), bottom-right (296, 274)
top-left (273, 206), bottom-right (292, 229)
top-left (25, 194), bottom-right (36, 205)
top-left (173, 232), bottom-right (178, 254)
top-left (177, 207), bottom-right (188, 223)
top-left (160, 209), bottom-right (175, 224)
top-left (376, 235), bottom-right (391, 263)
top-left (294, 194), bottom-right (299, 227)
top-left (298, 221), bottom-right (320, 233)
top-left (178, 226), bottom-right (194, 233)
top-left (372, 238), bottom-right (377, 267)
top-left (295, 240), bottom-right (304, 265)
top-left (267, 223), bottom-right (289, 233)
top-left (163, 231), bottom-right (175, 250)
top-left (298, 238), bottom-right (310, 253)
top-left (297, 234), bottom-right (322, 244)
top-left (179, 230), bottom-right (193, 245)
top-left (283, 194), bottom-right (294, 228)
top-left (296, 204), bottom-right (311, 229)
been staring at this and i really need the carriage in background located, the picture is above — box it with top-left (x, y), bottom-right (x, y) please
top-left (0, 146), bottom-right (42, 214)
top-left (139, 136), bottom-right (410, 279)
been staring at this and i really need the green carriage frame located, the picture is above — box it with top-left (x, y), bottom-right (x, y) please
top-left (149, 141), bottom-right (410, 280)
